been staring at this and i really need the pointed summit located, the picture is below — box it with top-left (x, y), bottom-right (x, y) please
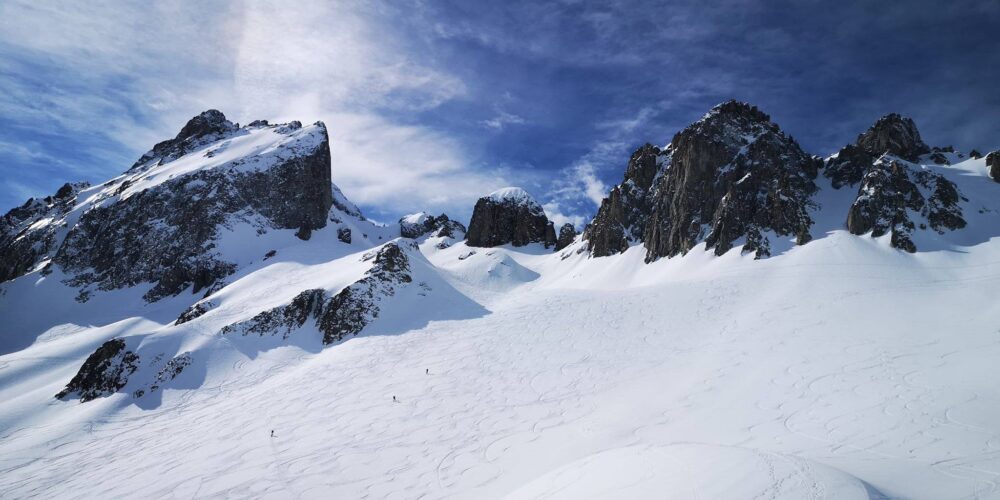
top-left (174, 109), bottom-right (236, 142)
top-left (856, 113), bottom-right (930, 161)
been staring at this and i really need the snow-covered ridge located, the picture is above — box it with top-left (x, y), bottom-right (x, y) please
top-left (115, 119), bottom-right (328, 200)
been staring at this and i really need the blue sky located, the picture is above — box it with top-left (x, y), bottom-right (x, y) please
top-left (2, 1), bottom-right (998, 226)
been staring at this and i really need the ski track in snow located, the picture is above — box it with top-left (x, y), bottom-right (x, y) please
top-left (2, 229), bottom-right (1000, 498)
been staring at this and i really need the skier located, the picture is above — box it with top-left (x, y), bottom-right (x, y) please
top-left (270, 430), bottom-right (275, 438)
top-left (393, 395), bottom-right (397, 403)
top-left (425, 368), bottom-right (429, 375)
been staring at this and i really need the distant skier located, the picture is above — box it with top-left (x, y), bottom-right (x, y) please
top-left (270, 430), bottom-right (275, 438)
top-left (425, 368), bottom-right (429, 375)
top-left (393, 395), bottom-right (397, 403)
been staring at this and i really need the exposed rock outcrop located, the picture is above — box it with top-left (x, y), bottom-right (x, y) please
top-left (399, 212), bottom-right (467, 239)
top-left (55, 338), bottom-right (139, 402)
top-left (988, 151), bottom-right (1000, 183)
top-left (826, 113), bottom-right (931, 188)
top-left (846, 157), bottom-right (966, 252)
top-left (643, 101), bottom-right (820, 260)
top-left (555, 223), bottom-right (577, 251)
top-left (466, 188), bottom-right (551, 247)
top-left (544, 222), bottom-right (557, 249)
top-left (129, 110), bottom-right (238, 171)
top-left (222, 289), bottom-right (326, 339)
top-left (585, 144), bottom-right (662, 257)
top-left (826, 115), bottom-right (967, 251)
top-left (219, 241), bottom-right (414, 345)
top-left (0, 182), bottom-right (89, 283)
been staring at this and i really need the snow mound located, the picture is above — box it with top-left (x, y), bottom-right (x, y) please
top-left (505, 444), bottom-right (880, 500)
top-left (400, 212), bottom-right (430, 225)
top-left (486, 187), bottom-right (541, 208)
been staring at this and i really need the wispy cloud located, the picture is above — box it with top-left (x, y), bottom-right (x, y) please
top-left (1, 0), bottom-right (997, 221)
top-left (480, 110), bottom-right (526, 131)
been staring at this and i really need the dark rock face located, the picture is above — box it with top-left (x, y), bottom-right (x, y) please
top-left (555, 223), bottom-right (577, 251)
top-left (643, 101), bottom-right (819, 260)
top-left (175, 301), bottom-right (216, 325)
top-left (399, 213), bottom-right (467, 239)
top-left (218, 242), bottom-right (414, 345)
top-left (47, 112), bottom-right (333, 302)
top-left (544, 222), bottom-right (557, 249)
top-left (318, 242), bottom-right (413, 344)
top-left (0, 182), bottom-right (88, 283)
top-left (338, 227), bottom-right (352, 243)
top-left (56, 339), bottom-right (139, 402)
top-left (846, 158), bottom-right (966, 252)
top-left (138, 353), bottom-right (191, 397)
top-left (856, 113), bottom-right (930, 161)
top-left (585, 144), bottom-right (662, 257)
top-left (969, 149), bottom-right (982, 159)
top-left (222, 289), bottom-right (326, 339)
top-left (826, 115), bottom-right (967, 251)
top-left (826, 114), bottom-right (931, 188)
top-left (466, 189), bottom-right (551, 247)
top-left (988, 151), bottom-right (1000, 183)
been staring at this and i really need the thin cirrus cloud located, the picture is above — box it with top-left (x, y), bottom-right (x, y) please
top-left (1, 0), bottom-right (998, 227)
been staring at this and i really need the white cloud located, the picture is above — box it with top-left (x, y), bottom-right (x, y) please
top-left (0, 0), bottom-right (501, 218)
top-left (480, 110), bottom-right (526, 131)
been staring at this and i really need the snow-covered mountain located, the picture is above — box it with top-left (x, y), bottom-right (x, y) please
top-left (1, 103), bottom-right (999, 499)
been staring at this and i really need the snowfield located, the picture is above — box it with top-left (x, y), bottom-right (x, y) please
top-left (2, 231), bottom-right (1000, 498)
top-left (1, 152), bottom-right (999, 498)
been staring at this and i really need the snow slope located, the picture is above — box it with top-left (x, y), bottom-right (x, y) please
top-left (1, 149), bottom-right (999, 498)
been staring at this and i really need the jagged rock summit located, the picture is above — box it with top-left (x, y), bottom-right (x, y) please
top-left (585, 102), bottom-right (992, 258)
top-left (586, 100), bottom-right (820, 260)
top-left (824, 114), bottom-right (968, 252)
top-left (399, 212), bottom-right (467, 240)
top-left (466, 187), bottom-right (556, 248)
top-left (825, 112), bottom-right (931, 188)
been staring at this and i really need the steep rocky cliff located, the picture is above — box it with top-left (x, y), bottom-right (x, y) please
top-left (642, 101), bottom-right (820, 260)
top-left (466, 188), bottom-right (552, 248)
top-left (584, 144), bottom-right (663, 257)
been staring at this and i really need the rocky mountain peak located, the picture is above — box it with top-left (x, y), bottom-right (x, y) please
top-left (466, 187), bottom-right (552, 248)
top-left (129, 109), bottom-right (239, 171)
top-left (623, 143), bottom-right (662, 189)
top-left (484, 187), bottom-right (543, 210)
top-left (643, 101), bottom-right (818, 260)
top-left (399, 212), bottom-right (467, 240)
top-left (826, 114), bottom-right (931, 189)
top-left (856, 113), bottom-right (930, 161)
top-left (706, 99), bottom-right (772, 123)
top-left (175, 109), bottom-right (235, 142)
